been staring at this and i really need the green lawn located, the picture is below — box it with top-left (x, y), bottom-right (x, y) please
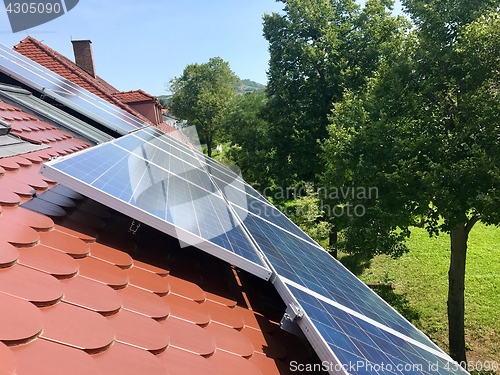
top-left (343, 222), bottom-right (500, 369)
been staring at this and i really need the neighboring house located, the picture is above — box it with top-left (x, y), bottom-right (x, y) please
top-left (113, 90), bottom-right (163, 126)
top-left (0, 48), bottom-right (319, 374)
top-left (13, 37), bottom-right (165, 129)
top-left (162, 109), bottom-right (179, 128)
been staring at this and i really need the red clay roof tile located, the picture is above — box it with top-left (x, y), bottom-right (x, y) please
top-left (0, 218), bottom-right (39, 246)
top-left (38, 229), bottom-right (90, 258)
top-left (248, 352), bottom-right (295, 375)
top-left (0, 342), bottom-right (17, 375)
top-left (202, 299), bottom-right (245, 329)
top-left (76, 256), bottom-right (129, 288)
top-left (5, 156), bottom-right (32, 167)
top-left (6, 169), bottom-right (49, 191)
top-left (204, 322), bottom-right (255, 357)
top-left (0, 264), bottom-right (63, 306)
top-left (53, 222), bottom-right (97, 242)
top-left (208, 349), bottom-right (263, 375)
top-left (60, 275), bottom-right (122, 315)
top-left (125, 265), bottom-right (170, 295)
top-left (205, 291), bottom-right (238, 308)
top-left (112, 90), bottom-right (157, 103)
top-left (39, 301), bottom-right (114, 351)
top-left (11, 338), bottom-right (102, 375)
top-left (0, 177), bottom-right (35, 197)
top-left (239, 326), bottom-right (287, 359)
top-left (0, 189), bottom-right (21, 205)
top-left (160, 316), bottom-right (216, 355)
top-left (162, 292), bottom-right (211, 325)
top-left (89, 242), bottom-right (133, 269)
top-left (0, 292), bottom-right (43, 344)
top-left (106, 309), bottom-right (169, 352)
top-left (116, 285), bottom-right (170, 320)
top-left (0, 241), bottom-right (19, 267)
top-left (234, 305), bottom-right (278, 333)
top-left (157, 346), bottom-right (221, 375)
top-left (167, 274), bottom-right (207, 302)
top-left (18, 244), bottom-right (79, 278)
top-left (0, 157), bottom-right (21, 170)
top-left (132, 259), bottom-right (170, 276)
top-left (92, 341), bottom-right (166, 375)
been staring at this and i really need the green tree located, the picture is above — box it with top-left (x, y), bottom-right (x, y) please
top-left (263, 0), bottom-right (405, 186)
top-left (221, 91), bottom-right (273, 187)
top-left (283, 184), bottom-right (332, 244)
top-left (168, 57), bottom-right (239, 157)
top-left (262, 0), bottom-right (406, 255)
top-left (323, 0), bottom-right (500, 363)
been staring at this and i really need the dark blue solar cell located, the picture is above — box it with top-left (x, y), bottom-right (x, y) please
top-left (133, 129), bottom-right (205, 168)
top-left (54, 143), bottom-right (129, 184)
top-left (287, 285), bottom-right (467, 375)
top-left (223, 191), bottom-right (318, 246)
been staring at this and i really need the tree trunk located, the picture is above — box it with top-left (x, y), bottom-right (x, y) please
top-left (447, 216), bottom-right (479, 365)
top-left (206, 136), bottom-right (213, 158)
top-left (329, 224), bottom-right (338, 259)
top-left (448, 223), bottom-right (467, 364)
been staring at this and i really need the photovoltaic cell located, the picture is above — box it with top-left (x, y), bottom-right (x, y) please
top-left (113, 135), bottom-right (219, 195)
top-left (285, 283), bottom-right (468, 375)
top-left (0, 43), bottom-right (148, 134)
top-left (226, 191), bottom-right (318, 245)
top-left (134, 127), bottom-right (205, 168)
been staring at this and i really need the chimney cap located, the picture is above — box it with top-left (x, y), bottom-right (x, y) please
top-left (71, 39), bottom-right (92, 44)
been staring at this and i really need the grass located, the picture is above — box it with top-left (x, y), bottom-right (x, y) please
top-left (341, 222), bottom-right (500, 370)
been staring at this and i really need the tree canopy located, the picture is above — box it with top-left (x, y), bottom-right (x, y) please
top-left (168, 57), bottom-right (239, 157)
top-left (221, 91), bottom-right (273, 187)
top-left (263, 0), bottom-right (405, 186)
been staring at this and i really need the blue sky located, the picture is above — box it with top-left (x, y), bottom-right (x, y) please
top-left (1, 1), bottom-right (402, 97)
top-left (0, 0), bottom-right (285, 96)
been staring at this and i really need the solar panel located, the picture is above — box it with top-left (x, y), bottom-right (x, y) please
top-left (0, 43), bottom-right (148, 134)
top-left (40, 126), bottom-right (467, 374)
top-left (40, 130), bottom-right (271, 279)
top-left (278, 281), bottom-right (468, 375)
top-left (229, 204), bottom-right (458, 354)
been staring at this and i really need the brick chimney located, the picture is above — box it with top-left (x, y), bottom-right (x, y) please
top-left (71, 40), bottom-right (96, 78)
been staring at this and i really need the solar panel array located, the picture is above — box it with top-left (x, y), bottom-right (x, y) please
top-left (40, 127), bottom-right (270, 279)
top-left (0, 43), bottom-right (148, 134)
top-left (40, 126), bottom-right (469, 374)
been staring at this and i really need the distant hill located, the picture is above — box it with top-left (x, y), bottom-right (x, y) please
top-left (236, 79), bottom-right (266, 94)
top-left (157, 79), bottom-right (265, 105)
top-left (157, 95), bottom-right (171, 108)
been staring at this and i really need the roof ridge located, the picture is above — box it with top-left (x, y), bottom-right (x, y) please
top-left (16, 37), bottom-right (120, 94)
top-left (112, 89), bottom-right (161, 105)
